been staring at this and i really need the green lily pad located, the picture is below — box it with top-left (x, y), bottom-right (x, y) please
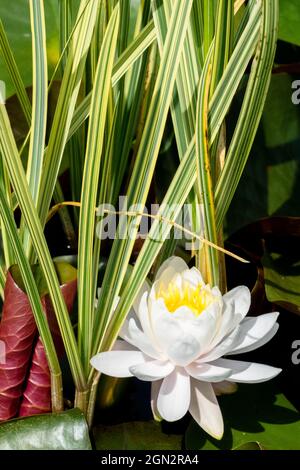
top-left (233, 441), bottom-right (265, 450)
top-left (263, 250), bottom-right (300, 315)
top-left (278, 0), bottom-right (300, 46)
top-left (0, 0), bottom-right (59, 98)
top-left (185, 382), bottom-right (300, 450)
top-left (0, 408), bottom-right (92, 450)
top-left (93, 421), bottom-right (182, 450)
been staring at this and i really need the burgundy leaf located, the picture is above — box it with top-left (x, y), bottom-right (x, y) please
top-left (19, 279), bottom-right (77, 417)
top-left (18, 339), bottom-right (50, 416)
top-left (0, 272), bottom-right (37, 421)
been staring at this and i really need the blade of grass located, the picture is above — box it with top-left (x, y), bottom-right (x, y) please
top-left (68, 1), bottom-right (260, 149)
top-left (209, 0), bottom-right (234, 181)
top-left (35, 0), bottom-right (101, 238)
top-left (195, 61), bottom-right (219, 285)
top-left (90, 1), bottom-right (106, 82)
top-left (48, 0), bottom-right (93, 91)
top-left (203, 0), bottom-right (215, 59)
top-left (191, 0), bottom-right (204, 69)
top-left (0, 265), bottom-right (5, 300)
top-left (67, 19), bottom-right (156, 141)
top-left (0, 155), bottom-right (14, 268)
top-left (53, 181), bottom-right (77, 252)
top-left (59, 0), bottom-right (72, 73)
top-left (152, 0), bottom-right (201, 269)
top-left (210, 0), bottom-right (234, 97)
top-left (112, 1), bottom-right (152, 202)
top-left (58, 0), bottom-right (84, 230)
top-left (23, 0), bottom-right (48, 256)
top-left (77, 6), bottom-right (120, 373)
top-left (208, 0), bottom-right (261, 146)
top-left (91, 91), bottom-right (121, 297)
top-left (215, 0), bottom-right (279, 228)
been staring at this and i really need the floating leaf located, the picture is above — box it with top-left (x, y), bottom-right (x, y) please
top-left (233, 441), bottom-right (265, 450)
top-left (185, 382), bottom-right (300, 450)
top-left (226, 216), bottom-right (300, 316)
top-left (0, 408), bottom-right (91, 450)
top-left (263, 250), bottom-right (300, 315)
top-left (93, 421), bottom-right (182, 450)
top-left (0, 0), bottom-right (59, 98)
top-left (278, 0), bottom-right (300, 46)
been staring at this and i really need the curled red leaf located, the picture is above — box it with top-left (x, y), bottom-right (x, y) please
top-left (0, 272), bottom-right (37, 421)
top-left (19, 279), bottom-right (77, 417)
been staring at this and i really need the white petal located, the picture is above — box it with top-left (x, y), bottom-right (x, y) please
top-left (130, 360), bottom-right (174, 381)
top-left (213, 286), bottom-right (251, 345)
top-left (223, 285), bottom-right (251, 318)
top-left (200, 314), bottom-right (279, 363)
top-left (227, 312), bottom-right (279, 355)
top-left (132, 278), bottom-right (151, 313)
top-left (182, 267), bottom-right (204, 288)
top-left (155, 256), bottom-right (188, 284)
top-left (137, 291), bottom-right (161, 350)
top-left (212, 381), bottom-right (238, 396)
top-left (148, 299), bottom-right (197, 364)
top-left (214, 358), bottom-right (282, 383)
top-left (208, 298), bottom-right (234, 349)
top-left (189, 379), bottom-right (224, 440)
top-left (90, 340), bottom-right (147, 378)
top-left (120, 317), bottom-right (162, 360)
top-left (151, 380), bottom-right (163, 421)
top-left (164, 311), bottom-right (202, 366)
top-left (157, 368), bottom-right (190, 421)
top-left (198, 326), bottom-right (241, 363)
top-left (150, 298), bottom-right (222, 366)
top-left (229, 323), bottom-right (279, 356)
top-left (186, 362), bottom-right (232, 382)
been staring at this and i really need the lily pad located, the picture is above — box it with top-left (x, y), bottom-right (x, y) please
top-left (263, 250), bottom-right (300, 315)
top-left (93, 421), bottom-right (182, 450)
top-left (0, 0), bottom-right (60, 98)
top-left (278, 0), bottom-right (300, 46)
top-left (185, 382), bottom-right (300, 450)
top-left (0, 408), bottom-right (92, 450)
top-left (226, 216), bottom-right (300, 316)
top-left (233, 441), bottom-right (265, 450)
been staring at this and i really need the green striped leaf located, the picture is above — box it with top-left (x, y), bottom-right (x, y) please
top-left (22, 0), bottom-right (48, 257)
top-left (68, 19), bottom-right (156, 142)
top-left (215, 0), bottom-right (279, 228)
top-left (77, 6), bottom-right (120, 373)
top-left (36, 0), bottom-right (101, 236)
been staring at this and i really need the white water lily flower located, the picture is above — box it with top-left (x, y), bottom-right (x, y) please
top-left (91, 257), bottom-right (281, 439)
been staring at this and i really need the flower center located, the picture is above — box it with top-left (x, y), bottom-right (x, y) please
top-left (157, 282), bottom-right (213, 316)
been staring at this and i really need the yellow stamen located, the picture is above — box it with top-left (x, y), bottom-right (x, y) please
top-left (157, 282), bottom-right (213, 316)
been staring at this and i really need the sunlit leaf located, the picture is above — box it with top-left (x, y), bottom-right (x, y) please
top-left (185, 382), bottom-right (300, 450)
